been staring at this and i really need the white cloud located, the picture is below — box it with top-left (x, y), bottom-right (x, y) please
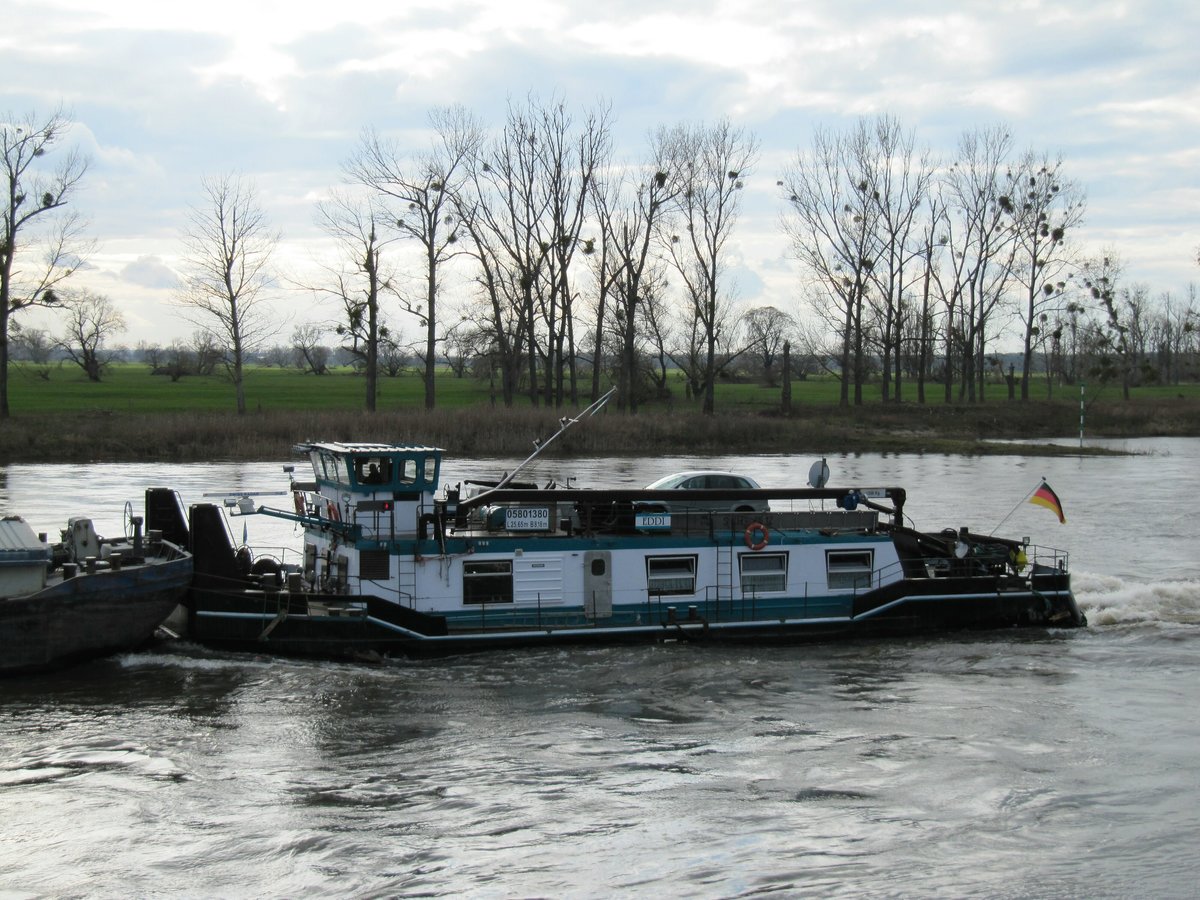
top-left (3, 0), bottom-right (1197, 344)
top-left (119, 255), bottom-right (180, 290)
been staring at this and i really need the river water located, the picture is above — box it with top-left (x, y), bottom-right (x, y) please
top-left (1, 439), bottom-right (1197, 898)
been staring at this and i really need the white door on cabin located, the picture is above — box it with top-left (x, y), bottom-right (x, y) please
top-left (584, 551), bottom-right (612, 619)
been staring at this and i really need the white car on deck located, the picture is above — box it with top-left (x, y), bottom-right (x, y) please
top-left (641, 471), bottom-right (768, 514)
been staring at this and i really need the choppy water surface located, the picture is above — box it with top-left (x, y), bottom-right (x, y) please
top-left (2, 440), bottom-right (1198, 898)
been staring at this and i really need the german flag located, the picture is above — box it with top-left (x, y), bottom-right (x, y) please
top-left (1029, 480), bottom-right (1066, 523)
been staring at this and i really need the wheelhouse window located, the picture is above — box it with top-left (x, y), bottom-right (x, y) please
top-left (463, 560), bottom-right (514, 604)
top-left (827, 550), bottom-right (874, 590)
top-left (354, 456), bottom-right (393, 486)
top-left (421, 455), bottom-right (438, 484)
top-left (394, 456), bottom-right (434, 486)
top-left (740, 552), bottom-right (787, 593)
top-left (647, 556), bottom-right (697, 596)
top-left (396, 458), bottom-right (417, 484)
top-left (318, 452), bottom-right (349, 485)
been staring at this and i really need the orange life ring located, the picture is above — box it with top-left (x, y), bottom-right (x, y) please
top-left (327, 500), bottom-right (341, 522)
top-left (744, 521), bottom-right (769, 551)
top-left (293, 491), bottom-right (305, 515)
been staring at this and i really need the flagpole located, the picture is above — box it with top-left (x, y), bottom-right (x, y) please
top-left (989, 479), bottom-right (1042, 536)
top-left (1079, 381), bottom-right (1085, 449)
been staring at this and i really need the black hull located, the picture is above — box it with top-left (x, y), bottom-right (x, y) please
top-left (1, 555), bottom-right (192, 675)
top-left (185, 570), bottom-right (1082, 663)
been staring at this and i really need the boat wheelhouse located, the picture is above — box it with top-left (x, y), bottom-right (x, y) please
top-left (179, 441), bottom-right (1082, 660)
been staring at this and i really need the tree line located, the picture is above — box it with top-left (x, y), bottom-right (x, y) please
top-left (3, 103), bottom-right (1198, 419)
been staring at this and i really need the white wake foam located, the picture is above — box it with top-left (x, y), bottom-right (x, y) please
top-left (1074, 571), bottom-right (1200, 626)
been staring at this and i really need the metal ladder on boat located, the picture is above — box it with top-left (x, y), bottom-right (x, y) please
top-left (397, 555), bottom-right (417, 607)
top-left (716, 540), bottom-right (734, 606)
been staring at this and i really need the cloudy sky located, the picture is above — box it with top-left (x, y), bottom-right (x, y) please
top-left (5, 0), bottom-right (1198, 347)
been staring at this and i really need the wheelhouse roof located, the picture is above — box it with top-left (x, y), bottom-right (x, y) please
top-left (295, 442), bottom-right (444, 455)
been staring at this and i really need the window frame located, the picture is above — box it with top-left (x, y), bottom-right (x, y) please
top-left (463, 559), bottom-right (514, 605)
top-left (826, 549), bottom-right (875, 591)
top-left (646, 554), bottom-right (698, 597)
top-left (739, 551), bottom-right (788, 594)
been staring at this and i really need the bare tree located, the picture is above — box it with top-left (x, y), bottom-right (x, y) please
top-left (442, 318), bottom-right (491, 378)
top-left (11, 326), bottom-right (53, 364)
top-left (743, 305), bottom-right (797, 384)
top-left (454, 195), bottom-right (529, 407)
top-left (860, 115), bottom-right (936, 403)
top-left (533, 97), bottom-right (611, 407)
top-left (781, 125), bottom-right (882, 406)
top-left (191, 329), bottom-right (221, 375)
top-left (454, 96), bottom-right (611, 408)
top-left (348, 106), bottom-right (483, 410)
top-left (314, 189), bottom-right (396, 409)
top-left (291, 322), bottom-right (331, 375)
top-left (665, 119), bottom-right (759, 415)
top-left (912, 195), bottom-right (950, 404)
top-left (1150, 287), bottom-right (1198, 385)
top-left (940, 125), bottom-right (1020, 402)
top-left (177, 173), bottom-right (280, 414)
top-left (165, 339), bottom-right (195, 381)
top-left (592, 125), bottom-right (683, 412)
top-left (378, 335), bottom-right (410, 378)
top-left (259, 344), bottom-right (292, 368)
top-left (1079, 252), bottom-right (1136, 399)
top-left (1, 107), bottom-right (91, 418)
top-left (1003, 151), bottom-right (1086, 399)
top-left (639, 280), bottom-right (675, 397)
top-left (458, 100), bottom-right (552, 406)
top-left (56, 289), bottom-right (125, 381)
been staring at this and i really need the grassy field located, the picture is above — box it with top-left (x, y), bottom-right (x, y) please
top-left (3, 361), bottom-right (1199, 462)
top-left (5, 362), bottom-right (864, 414)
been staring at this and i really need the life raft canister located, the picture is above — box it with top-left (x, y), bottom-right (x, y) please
top-left (744, 521), bottom-right (769, 551)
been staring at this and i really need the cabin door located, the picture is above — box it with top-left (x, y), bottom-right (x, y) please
top-left (584, 551), bottom-right (612, 620)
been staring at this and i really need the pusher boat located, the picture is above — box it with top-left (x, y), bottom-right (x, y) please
top-left (169, 435), bottom-right (1082, 661)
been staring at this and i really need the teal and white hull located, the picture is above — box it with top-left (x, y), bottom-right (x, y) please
top-left (180, 442), bottom-right (1082, 661)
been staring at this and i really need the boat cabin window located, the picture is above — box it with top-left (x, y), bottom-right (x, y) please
top-left (463, 560), bottom-right (514, 604)
top-left (354, 456), bottom-right (393, 485)
top-left (826, 550), bottom-right (874, 590)
top-left (740, 552), bottom-right (787, 593)
top-left (397, 458), bottom-right (418, 485)
top-left (393, 455), bottom-right (437, 487)
top-left (317, 452), bottom-right (349, 485)
top-left (646, 555), bottom-right (697, 596)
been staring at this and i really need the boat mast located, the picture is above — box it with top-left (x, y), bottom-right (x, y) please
top-left (491, 387), bottom-right (616, 493)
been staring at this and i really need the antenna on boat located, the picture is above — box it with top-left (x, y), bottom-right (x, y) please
top-left (491, 387), bottom-right (617, 492)
top-left (989, 479), bottom-right (1042, 536)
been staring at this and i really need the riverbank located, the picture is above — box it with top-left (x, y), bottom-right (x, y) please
top-left (4, 397), bottom-right (1198, 462)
